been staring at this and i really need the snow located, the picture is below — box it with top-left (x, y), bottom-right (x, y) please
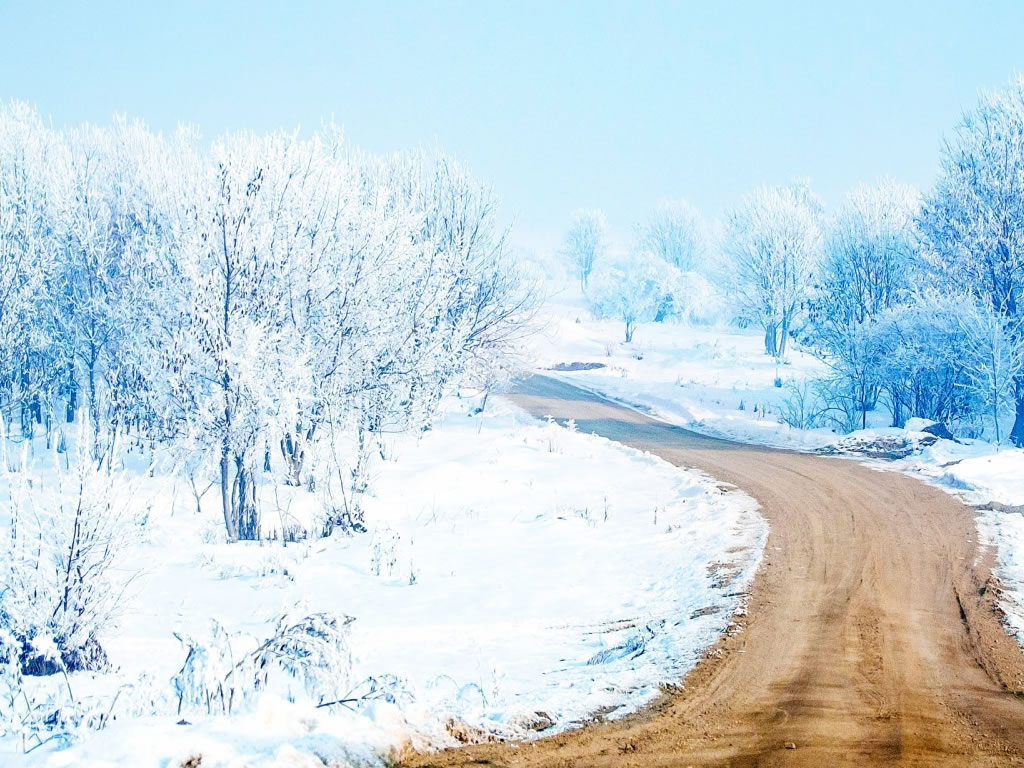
top-left (529, 297), bottom-right (836, 448)
top-left (3, 396), bottom-right (765, 767)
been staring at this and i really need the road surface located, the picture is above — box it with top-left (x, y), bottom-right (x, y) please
top-left (403, 375), bottom-right (1024, 767)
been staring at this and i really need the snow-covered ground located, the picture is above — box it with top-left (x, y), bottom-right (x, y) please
top-left (528, 297), bottom-right (836, 449)
top-left (3, 397), bottom-right (765, 767)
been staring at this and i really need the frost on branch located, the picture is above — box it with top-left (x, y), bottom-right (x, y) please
top-left (173, 611), bottom-right (355, 715)
top-left (0, 433), bottom-right (136, 677)
top-left (0, 104), bottom-right (536, 543)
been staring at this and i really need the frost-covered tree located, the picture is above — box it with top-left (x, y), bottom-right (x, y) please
top-left (725, 184), bottom-right (823, 357)
top-left (0, 104), bottom-right (534, 541)
top-left (166, 133), bottom-right (326, 541)
top-left (563, 209), bottom-right (606, 290)
top-left (0, 104), bottom-right (58, 437)
top-left (45, 120), bottom-right (174, 461)
top-left (396, 158), bottom-right (536, 412)
top-left (818, 181), bottom-right (919, 326)
top-left (587, 252), bottom-right (676, 342)
top-left (267, 151), bottom-right (538, 531)
top-left (957, 299), bottom-right (1024, 444)
top-left (917, 76), bottom-right (1024, 445)
top-left (160, 137), bottom-right (533, 539)
top-left (636, 199), bottom-right (707, 273)
top-left (805, 181), bottom-right (919, 428)
top-left (634, 200), bottom-right (718, 322)
top-left (870, 293), bottom-right (980, 430)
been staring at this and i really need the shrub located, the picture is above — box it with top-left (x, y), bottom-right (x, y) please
top-left (1, 436), bottom-right (136, 677)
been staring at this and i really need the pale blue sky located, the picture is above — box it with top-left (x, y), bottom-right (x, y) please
top-left (2, 1), bottom-right (1022, 251)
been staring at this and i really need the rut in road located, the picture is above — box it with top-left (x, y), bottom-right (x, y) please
top-left (402, 375), bottom-right (1024, 767)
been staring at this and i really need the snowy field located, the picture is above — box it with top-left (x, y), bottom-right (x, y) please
top-left (528, 296), bottom-right (835, 448)
top-left (2, 397), bottom-right (765, 767)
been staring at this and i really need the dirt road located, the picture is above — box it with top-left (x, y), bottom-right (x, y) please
top-left (403, 375), bottom-right (1024, 767)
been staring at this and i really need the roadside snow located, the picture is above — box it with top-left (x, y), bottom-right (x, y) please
top-left (4, 397), bottom-right (765, 767)
top-left (529, 299), bottom-right (836, 449)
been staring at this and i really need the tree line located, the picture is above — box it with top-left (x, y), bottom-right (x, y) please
top-left (0, 103), bottom-right (534, 540)
top-left (562, 77), bottom-right (1024, 445)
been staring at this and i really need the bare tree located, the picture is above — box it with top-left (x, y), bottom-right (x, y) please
top-left (563, 209), bottom-right (606, 290)
top-left (724, 184), bottom-right (823, 357)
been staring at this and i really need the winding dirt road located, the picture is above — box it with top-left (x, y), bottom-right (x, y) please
top-left (403, 375), bottom-right (1024, 767)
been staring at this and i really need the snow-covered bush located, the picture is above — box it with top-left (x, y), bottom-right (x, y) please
top-left (248, 612), bottom-right (355, 704)
top-left (173, 612), bottom-right (354, 715)
top-left (779, 380), bottom-right (825, 431)
top-left (0, 433), bottom-right (141, 753)
top-left (172, 620), bottom-right (243, 716)
top-left (0, 436), bottom-right (136, 677)
top-left (871, 295), bottom-right (981, 430)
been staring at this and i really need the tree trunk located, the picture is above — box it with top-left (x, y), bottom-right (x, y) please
top-left (219, 448), bottom-right (238, 542)
top-left (1010, 379), bottom-right (1024, 447)
top-left (763, 323), bottom-right (778, 356)
top-left (66, 369), bottom-right (77, 423)
top-left (890, 400), bottom-right (902, 429)
top-left (862, 398), bottom-right (868, 431)
top-left (280, 432), bottom-right (303, 486)
top-left (88, 339), bottom-right (101, 461)
top-left (625, 320), bottom-right (634, 343)
top-left (234, 459), bottom-right (259, 540)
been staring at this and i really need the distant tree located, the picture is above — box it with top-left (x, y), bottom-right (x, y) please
top-left (635, 200), bottom-right (712, 321)
top-left (636, 199), bottom-right (707, 272)
top-left (917, 76), bottom-right (1024, 445)
top-left (819, 181), bottom-right (919, 326)
top-left (724, 184), bottom-right (823, 357)
top-left (563, 209), bottom-right (606, 290)
top-left (806, 180), bottom-right (919, 428)
top-left (587, 253), bottom-right (677, 342)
